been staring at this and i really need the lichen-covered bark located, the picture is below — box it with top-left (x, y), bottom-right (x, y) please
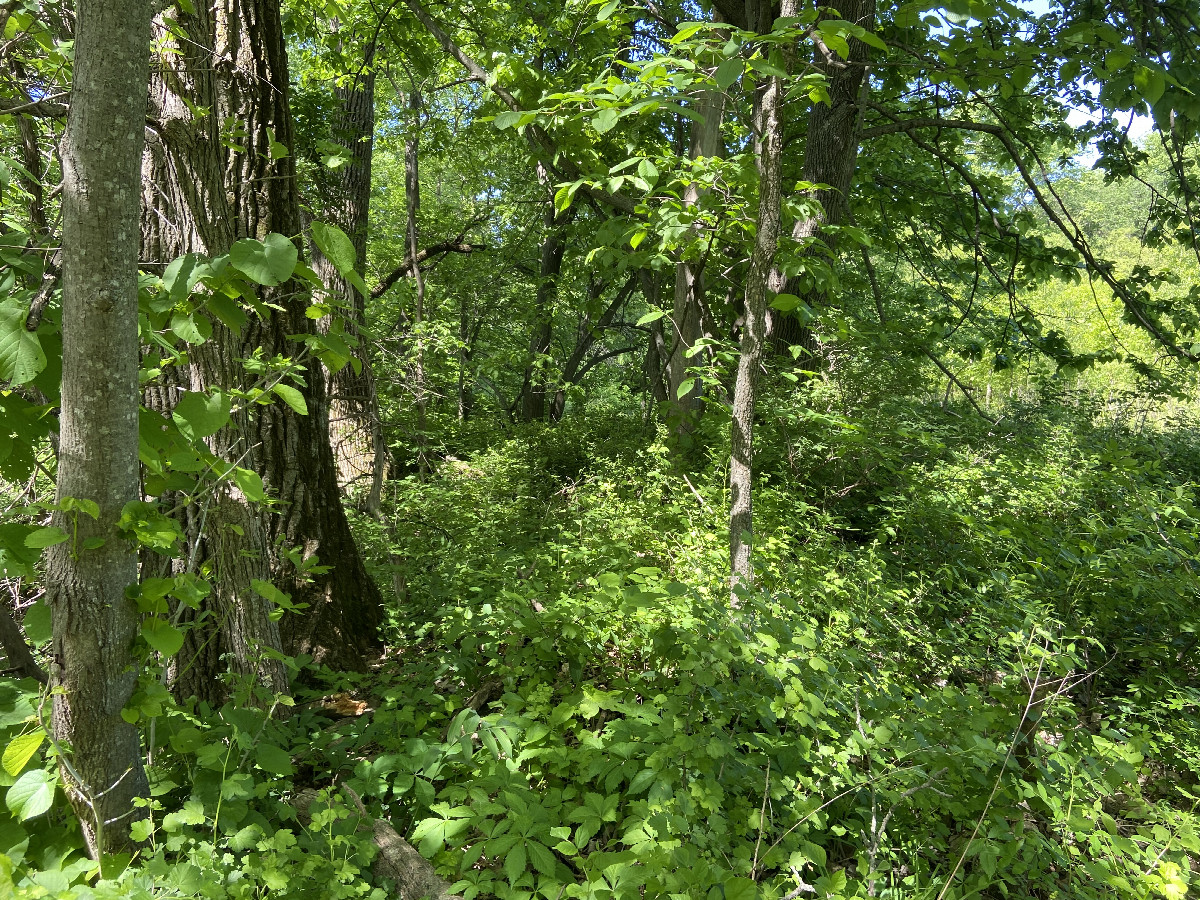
top-left (51, 0), bottom-right (151, 856)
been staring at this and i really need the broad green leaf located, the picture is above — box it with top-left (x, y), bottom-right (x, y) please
top-left (2, 732), bottom-right (44, 777)
top-left (636, 309), bottom-right (666, 326)
top-left (311, 222), bottom-right (357, 278)
top-left (596, 0), bottom-right (619, 20)
top-left (230, 233), bottom-right (298, 287)
top-left (714, 58), bottom-right (743, 91)
top-left (255, 743), bottom-right (294, 776)
top-left (0, 298), bottom-right (47, 385)
top-left (141, 617), bottom-right (185, 657)
top-left (504, 840), bottom-right (527, 884)
top-left (172, 390), bottom-right (231, 440)
top-left (169, 311), bottom-right (212, 345)
top-left (21, 600), bottom-right (50, 645)
top-left (494, 111), bottom-right (523, 130)
top-left (271, 383), bottom-right (307, 415)
top-left (593, 108), bottom-right (619, 133)
top-left (233, 467), bottom-right (265, 502)
top-left (526, 840), bottom-right (557, 876)
top-left (6, 769), bottom-right (55, 821)
top-left (205, 294), bottom-right (248, 333)
top-left (24, 527), bottom-right (66, 549)
top-left (723, 877), bottom-right (757, 900)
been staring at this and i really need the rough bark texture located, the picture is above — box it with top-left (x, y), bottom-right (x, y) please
top-left (310, 61), bottom-right (386, 511)
top-left (50, 0), bottom-right (151, 856)
top-left (666, 86), bottom-right (724, 433)
top-left (729, 1), bottom-right (790, 588)
top-left (141, 4), bottom-right (286, 705)
top-left (216, 0), bottom-right (384, 667)
top-left (766, 0), bottom-right (875, 354)
top-left (141, 0), bottom-right (383, 683)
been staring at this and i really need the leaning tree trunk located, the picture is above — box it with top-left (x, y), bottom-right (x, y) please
top-left (50, 0), bottom-right (151, 856)
top-left (310, 53), bottom-right (387, 513)
top-left (766, 0), bottom-right (875, 356)
top-left (216, 0), bottom-right (383, 667)
top-left (729, 0), bottom-right (790, 589)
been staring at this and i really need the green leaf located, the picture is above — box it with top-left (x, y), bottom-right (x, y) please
top-left (526, 840), bottom-right (557, 875)
top-left (6, 769), bottom-right (55, 821)
top-left (723, 877), bottom-right (757, 900)
top-left (596, 0), bottom-right (619, 20)
top-left (255, 743), bottom-right (294, 776)
top-left (0, 298), bottom-right (47, 385)
top-left (172, 390), bottom-right (231, 440)
top-left (504, 840), bottom-right (527, 884)
top-left (1134, 66), bottom-right (1165, 105)
top-left (230, 234), bottom-right (298, 287)
top-left (205, 294), bottom-right (249, 333)
top-left (24, 527), bottom-right (67, 549)
top-left (3, 732), bottom-right (44, 777)
top-left (141, 617), bottom-right (185, 657)
top-left (271, 383), bottom-right (307, 415)
top-left (311, 222), bottom-right (358, 278)
top-left (593, 108), bottom-right (620, 133)
top-left (169, 310), bottom-right (212, 345)
top-left (233, 467), bottom-right (265, 502)
top-left (714, 58), bottom-right (743, 91)
top-left (636, 309), bottom-right (666, 326)
top-left (129, 819), bottom-right (154, 843)
top-left (21, 600), bottom-right (50, 646)
top-left (494, 111), bottom-right (523, 130)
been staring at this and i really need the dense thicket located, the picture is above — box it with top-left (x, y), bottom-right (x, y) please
top-left (0, 0), bottom-right (1197, 897)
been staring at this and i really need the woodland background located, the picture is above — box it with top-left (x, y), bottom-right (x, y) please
top-left (0, 0), bottom-right (1198, 897)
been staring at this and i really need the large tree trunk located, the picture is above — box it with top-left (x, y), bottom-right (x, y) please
top-left (141, 4), bottom-right (286, 705)
top-left (666, 85), bottom-right (724, 435)
top-left (50, 0), bottom-right (151, 856)
top-left (141, 0), bottom-right (384, 685)
top-left (766, 0), bottom-right (875, 356)
top-left (729, 0), bottom-right (790, 589)
top-left (216, 0), bottom-right (384, 668)
top-left (311, 57), bottom-right (386, 512)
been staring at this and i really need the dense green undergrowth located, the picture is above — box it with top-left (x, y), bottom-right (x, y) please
top-left (3, 385), bottom-right (1199, 898)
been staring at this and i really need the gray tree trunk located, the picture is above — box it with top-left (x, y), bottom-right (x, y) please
top-left (729, 0), bottom-right (791, 588)
top-left (311, 56), bottom-right (386, 512)
top-left (50, 0), bottom-right (151, 856)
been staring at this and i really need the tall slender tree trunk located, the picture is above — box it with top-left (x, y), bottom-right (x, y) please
top-left (405, 88), bottom-right (430, 471)
top-left (729, 0), bottom-right (791, 588)
top-left (312, 50), bottom-right (386, 513)
top-left (50, 0), bottom-right (151, 856)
